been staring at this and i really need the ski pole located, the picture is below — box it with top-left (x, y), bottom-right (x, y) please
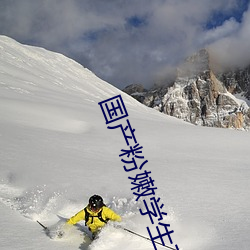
top-left (123, 227), bottom-right (177, 250)
top-left (37, 220), bottom-right (48, 231)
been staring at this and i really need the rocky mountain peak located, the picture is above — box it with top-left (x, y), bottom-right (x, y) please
top-left (177, 49), bottom-right (210, 78)
top-left (123, 49), bottom-right (250, 130)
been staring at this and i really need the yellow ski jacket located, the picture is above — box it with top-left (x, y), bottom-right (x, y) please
top-left (67, 206), bottom-right (121, 233)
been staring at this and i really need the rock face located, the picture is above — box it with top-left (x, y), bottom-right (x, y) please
top-left (217, 66), bottom-right (250, 100)
top-left (123, 49), bottom-right (250, 130)
top-left (123, 84), bottom-right (147, 103)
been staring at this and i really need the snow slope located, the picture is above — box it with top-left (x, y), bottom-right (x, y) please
top-left (0, 36), bottom-right (250, 250)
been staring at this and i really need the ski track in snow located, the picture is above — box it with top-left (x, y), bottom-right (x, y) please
top-left (0, 174), bottom-right (184, 250)
top-left (0, 179), bottom-right (161, 250)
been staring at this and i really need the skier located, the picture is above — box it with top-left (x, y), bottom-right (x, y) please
top-left (66, 194), bottom-right (122, 239)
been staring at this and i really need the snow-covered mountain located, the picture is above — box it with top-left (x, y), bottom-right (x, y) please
top-left (0, 36), bottom-right (250, 250)
top-left (124, 49), bottom-right (250, 130)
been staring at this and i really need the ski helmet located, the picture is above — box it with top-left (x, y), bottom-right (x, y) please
top-left (89, 195), bottom-right (104, 210)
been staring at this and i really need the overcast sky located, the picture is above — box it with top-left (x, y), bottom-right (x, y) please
top-left (0, 0), bottom-right (249, 89)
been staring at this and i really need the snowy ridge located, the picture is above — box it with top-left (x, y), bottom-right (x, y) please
top-left (0, 36), bottom-right (177, 250)
top-left (0, 36), bottom-right (250, 250)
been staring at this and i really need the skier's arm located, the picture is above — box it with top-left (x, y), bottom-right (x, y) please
top-left (104, 207), bottom-right (122, 222)
top-left (67, 209), bottom-right (85, 225)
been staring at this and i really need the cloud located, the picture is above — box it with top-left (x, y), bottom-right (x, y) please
top-left (200, 18), bottom-right (240, 45)
top-left (208, 4), bottom-right (250, 69)
top-left (0, 0), bottom-right (249, 89)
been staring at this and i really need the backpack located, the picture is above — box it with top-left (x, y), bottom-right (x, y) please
top-left (84, 206), bottom-right (109, 226)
